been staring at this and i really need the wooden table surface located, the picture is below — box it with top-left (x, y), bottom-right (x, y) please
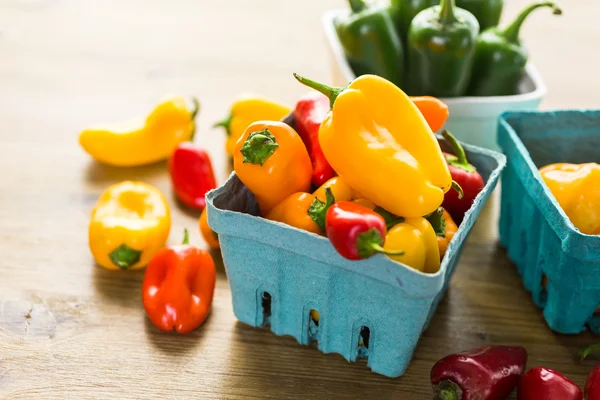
top-left (1, 0), bottom-right (599, 398)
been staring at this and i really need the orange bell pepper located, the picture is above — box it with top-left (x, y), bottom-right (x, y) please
top-left (199, 208), bottom-right (220, 250)
top-left (410, 96), bottom-right (449, 133)
top-left (266, 177), bottom-right (354, 234)
top-left (233, 121), bottom-right (312, 215)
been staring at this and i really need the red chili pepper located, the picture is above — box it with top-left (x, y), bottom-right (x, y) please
top-left (325, 201), bottom-right (403, 260)
top-left (142, 229), bottom-right (216, 334)
top-left (441, 130), bottom-right (484, 224)
top-left (168, 142), bottom-right (217, 211)
top-left (518, 367), bottom-right (582, 400)
top-left (293, 91), bottom-right (336, 187)
top-left (430, 345), bottom-right (527, 400)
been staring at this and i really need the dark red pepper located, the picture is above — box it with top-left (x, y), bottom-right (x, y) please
top-left (325, 201), bottom-right (403, 260)
top-left (579, 343), bottom-right (600, 400)
top-left (430, 345), bottom-right (527, 400)
top-left (586, 365), bottom-right (600, 400)
top-left (441, 130), bottom-right (485, 224)
top-left (293, 91), bottom-right (336, 187)
top-left (169, 142), bottom-right (217, 211)
top-left (517, 367), bottom-right (582, 400)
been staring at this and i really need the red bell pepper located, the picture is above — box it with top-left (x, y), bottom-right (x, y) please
top-left (169, 142), bottom-right (217, 211)
top-left (293, 91), bottom-right (336, 187)
top-left (325, 200), bottom-right (403, 260)
top-left (518, 367), bottom-right (582, 400)
top-left (441, 130), bottom-right (484, 224)
top-left (586, 365), bottom-right (600, 400)
top-left (430, 345), bottom-right (527, 400)
top-left (142, 229), bottom-right (216, 334)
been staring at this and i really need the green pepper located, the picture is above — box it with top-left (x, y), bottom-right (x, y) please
top-left (455, 0), bottom-right (503, 31)
top-left (468, 1), bottom-right (562, 97)
top-left (335, 0), bottom-right (404, 88)
top-left (391, 0), bottom-right (438, 43)
top-left (407, 0), bottom-right (479, 97)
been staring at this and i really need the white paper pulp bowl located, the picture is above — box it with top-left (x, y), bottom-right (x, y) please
top-left (322, 10), bottom-right (546, 152)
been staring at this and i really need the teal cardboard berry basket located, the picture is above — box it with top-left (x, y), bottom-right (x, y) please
top-left (498, 110), bottom-right (600, 334)
top-left (206, 114), bottom-right (505, 378)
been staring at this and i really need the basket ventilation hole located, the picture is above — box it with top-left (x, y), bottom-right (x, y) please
top-left (308, 309), bottom-right (319, 343)
top-left (261, 291), bottom-right (272, 327)
top-left (358, 326), bottom-right (370, 360)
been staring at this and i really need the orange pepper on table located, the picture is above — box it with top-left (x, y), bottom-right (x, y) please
top-left (199, 208), bottom-right (220, 250)
top-left (233, 121), bottom-right (312, 216)
top-left (266, 177), bottom-right (354, 234)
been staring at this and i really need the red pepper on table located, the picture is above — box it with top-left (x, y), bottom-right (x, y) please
top-left (142, 229), bottom-right (216, 334)
top-left (325, 200), bottom-right (403, 260)
top-left (430, 345), bottom-right (527, 400)
top-left (441, 130), bottom-right (484, 224)
top-left (517, 367), bottom-right (582, 400)
top-left (293, 91), bottom-right (336, 187)
top-left (168, 142), bottom-right (217, 211)
top-left (586, 365), bottom-right (600, 400)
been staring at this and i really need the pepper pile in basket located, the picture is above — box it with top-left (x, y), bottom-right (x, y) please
top-left (335, 0), bottom-right (562, 97)
top-left (229, 72), bottom-right (485, 273)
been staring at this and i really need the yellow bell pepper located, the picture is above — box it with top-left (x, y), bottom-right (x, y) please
top-left (383, 217), bottom-right (440, 273)
top-left (89, 181), bottom-right (171, 270)
top-left (214, 95), bottom-right (291, 157)
top-left (540, 163), bottom-right (600, 235)
top-left (79, 97), bottom-right (199, 167)
top-left (294, 73), bottom-right (452, 218)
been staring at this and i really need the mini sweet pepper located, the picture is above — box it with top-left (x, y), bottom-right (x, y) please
top-left (142, 230), bottom-right (216, 334)
top-left (199, 208), bottom-right (220, 250)
top-left (293, 73), bottom-right (453, 219)
top-left (539, 163), bottom-right (600, 235)
top-left (383, 217), bottom-right (440, 273)
top-left (426, 207), bottom-right (458, 259)
top-left (517, 367), bottom-right (582, 400)
top-left (89, 181), bottom-right (171, 270)
top-left (80, 97), bottom-right (199, 167)
top-left (233, 120), bottom-right (312, 215)
top-left (169, 142), bottom-right (217, 211)
top-left (214, 96), bottom-right (290, 157)
top-left (266, 178), bottom-right (354, 234)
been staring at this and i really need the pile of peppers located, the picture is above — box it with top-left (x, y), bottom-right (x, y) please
top-left (228, 72), bottom-right (485, 273)
top-left (334, 0), bottom-right (562, 97)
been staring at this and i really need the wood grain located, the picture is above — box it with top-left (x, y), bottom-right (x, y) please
top-left (1, 0), bottom-right (599, 398)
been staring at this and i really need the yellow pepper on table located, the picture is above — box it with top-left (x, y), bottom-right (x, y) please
top-left (266, 177), bottom-right (354, 234)
top-left (79, 96), bottom-right (199, 167)
top-left (233, 120), bottom-right (312, 216)
top-left (293, 73), bottom-right (453, 218)
top-left (540, 163), bottom-right (600, 235)
top-left (214, 95), bottom-right (291, 157)
top-left (89, 181), bottom-right (171, 270)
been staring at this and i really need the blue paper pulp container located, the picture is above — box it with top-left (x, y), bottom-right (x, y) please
top-left (206, 115), bottom-right (506, 378)
top-left (498, 110), bottom-right (600, 334)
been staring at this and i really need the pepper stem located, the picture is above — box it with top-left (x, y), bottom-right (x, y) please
top-left (501, 2), bottom-right (562, 43)
top-left (451, 181), bottom-right (464, 199)
top-left (579, 342), bottom-right (600, 361)
top-left (426, 207), bottom-right (447, 237)
top-left (433, 380), bottom-right (462, 400)
top-left (442, 130), bottom-right (476, 173)
top-left (108, 244), bottom-right (142, 270)
top-left (240, 129), bottom-right (279, 166)
top-left (189, 98), bottom-right (200, 141)
top-left (182, 228), bottom-right (190, 245)
top-left (439, 0), bottom-right (457, 24)
top-left (371, 243), bottom-right (405, 256)
top-left (308, 187), bottom-right (336, 232)
top-left (293, 73), bottom-right (345, 109)
top-left (213, 113), bottom-right (232, 136)
top-left (348, 0), bottom-right (367, 13)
